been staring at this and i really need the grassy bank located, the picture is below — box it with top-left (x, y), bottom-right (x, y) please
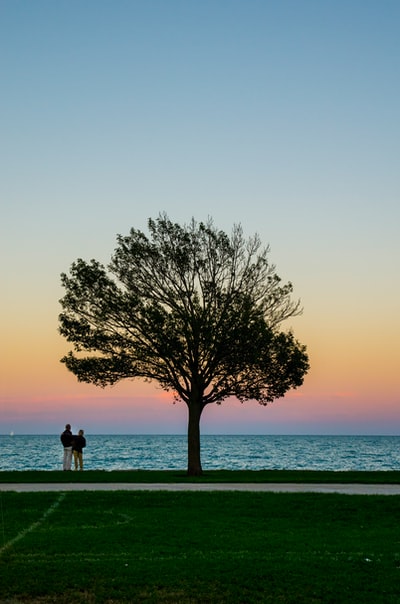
top-left (1, 468), bottom-right (400, 483)
top-left (0, 490), bottom-right (399, 603)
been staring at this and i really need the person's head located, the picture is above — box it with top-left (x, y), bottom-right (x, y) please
top-left (78, 429), bottom-right (84, 436)
top-left (66, 424), bottom-right (71, 430)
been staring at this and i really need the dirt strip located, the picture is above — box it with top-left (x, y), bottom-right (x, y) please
top-left (1, 483), bottom-right (400, 494)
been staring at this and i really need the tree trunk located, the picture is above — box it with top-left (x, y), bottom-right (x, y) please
top-left (187, 400), bottom-right (205, 476)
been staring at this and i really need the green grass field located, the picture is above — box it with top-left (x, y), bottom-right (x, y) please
top-left (1, 469), bottom-right (400, 484)
top-left (1, 489), bottom-right (400, 603)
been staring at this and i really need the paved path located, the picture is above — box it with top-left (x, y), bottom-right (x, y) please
top-left (1, 483), bottom-right (400, 494)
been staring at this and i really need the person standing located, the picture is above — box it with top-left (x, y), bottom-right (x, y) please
top-left (60, 423), bottom-right (73, 471)
top-left (72, 429), bottom-right (86, 471)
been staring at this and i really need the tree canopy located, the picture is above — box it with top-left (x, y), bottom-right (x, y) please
top-left (59, 215), bottom-right (309, 474)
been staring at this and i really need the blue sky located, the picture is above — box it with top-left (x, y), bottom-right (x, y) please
top-left (1, 1), bottom-right (399, 434)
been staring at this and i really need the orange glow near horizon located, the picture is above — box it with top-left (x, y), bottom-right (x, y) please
top-left (1, 273), bottom-right (399, 435)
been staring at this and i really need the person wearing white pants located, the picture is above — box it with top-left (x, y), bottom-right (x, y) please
top-left (60, 423), bottom-right (73, 470)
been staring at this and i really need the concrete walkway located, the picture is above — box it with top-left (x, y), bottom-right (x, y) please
top-left (1, 482), bottom-right (400, 494)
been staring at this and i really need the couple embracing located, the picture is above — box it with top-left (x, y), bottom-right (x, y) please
top-left (60, 424), bottom-right (86, 471)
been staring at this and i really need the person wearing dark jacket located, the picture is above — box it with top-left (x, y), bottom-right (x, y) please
top-left (60, 423), bottom-right (73, 471)
top-left (72, 429), bottom-right (86, 471)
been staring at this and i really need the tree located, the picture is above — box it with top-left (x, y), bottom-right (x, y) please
top-left (59, 215), bottom-right (309, 475)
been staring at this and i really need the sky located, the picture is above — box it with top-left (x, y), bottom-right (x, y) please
top-left (1, 0), bottom-right (399, 435)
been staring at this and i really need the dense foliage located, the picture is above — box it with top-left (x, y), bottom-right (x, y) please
top-left (59, 215), bottom-right (309, 473)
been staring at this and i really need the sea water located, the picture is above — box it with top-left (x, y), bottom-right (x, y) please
top-left (1, 434), bottom-right (400, 472)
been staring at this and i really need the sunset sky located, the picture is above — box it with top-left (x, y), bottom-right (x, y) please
top-left (1, 1), bottom-right (399, 435)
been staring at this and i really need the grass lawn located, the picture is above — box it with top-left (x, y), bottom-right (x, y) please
top-left (1, 469), bottom-right (400, 484)
top-left (0, 490), bottom-right (400, 603)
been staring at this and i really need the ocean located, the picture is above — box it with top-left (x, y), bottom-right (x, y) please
top-left (1, 434), bottom-right (400, 472)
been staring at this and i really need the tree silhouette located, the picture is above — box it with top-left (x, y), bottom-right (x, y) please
top-left (59, 215), bottom-right (309, 474)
